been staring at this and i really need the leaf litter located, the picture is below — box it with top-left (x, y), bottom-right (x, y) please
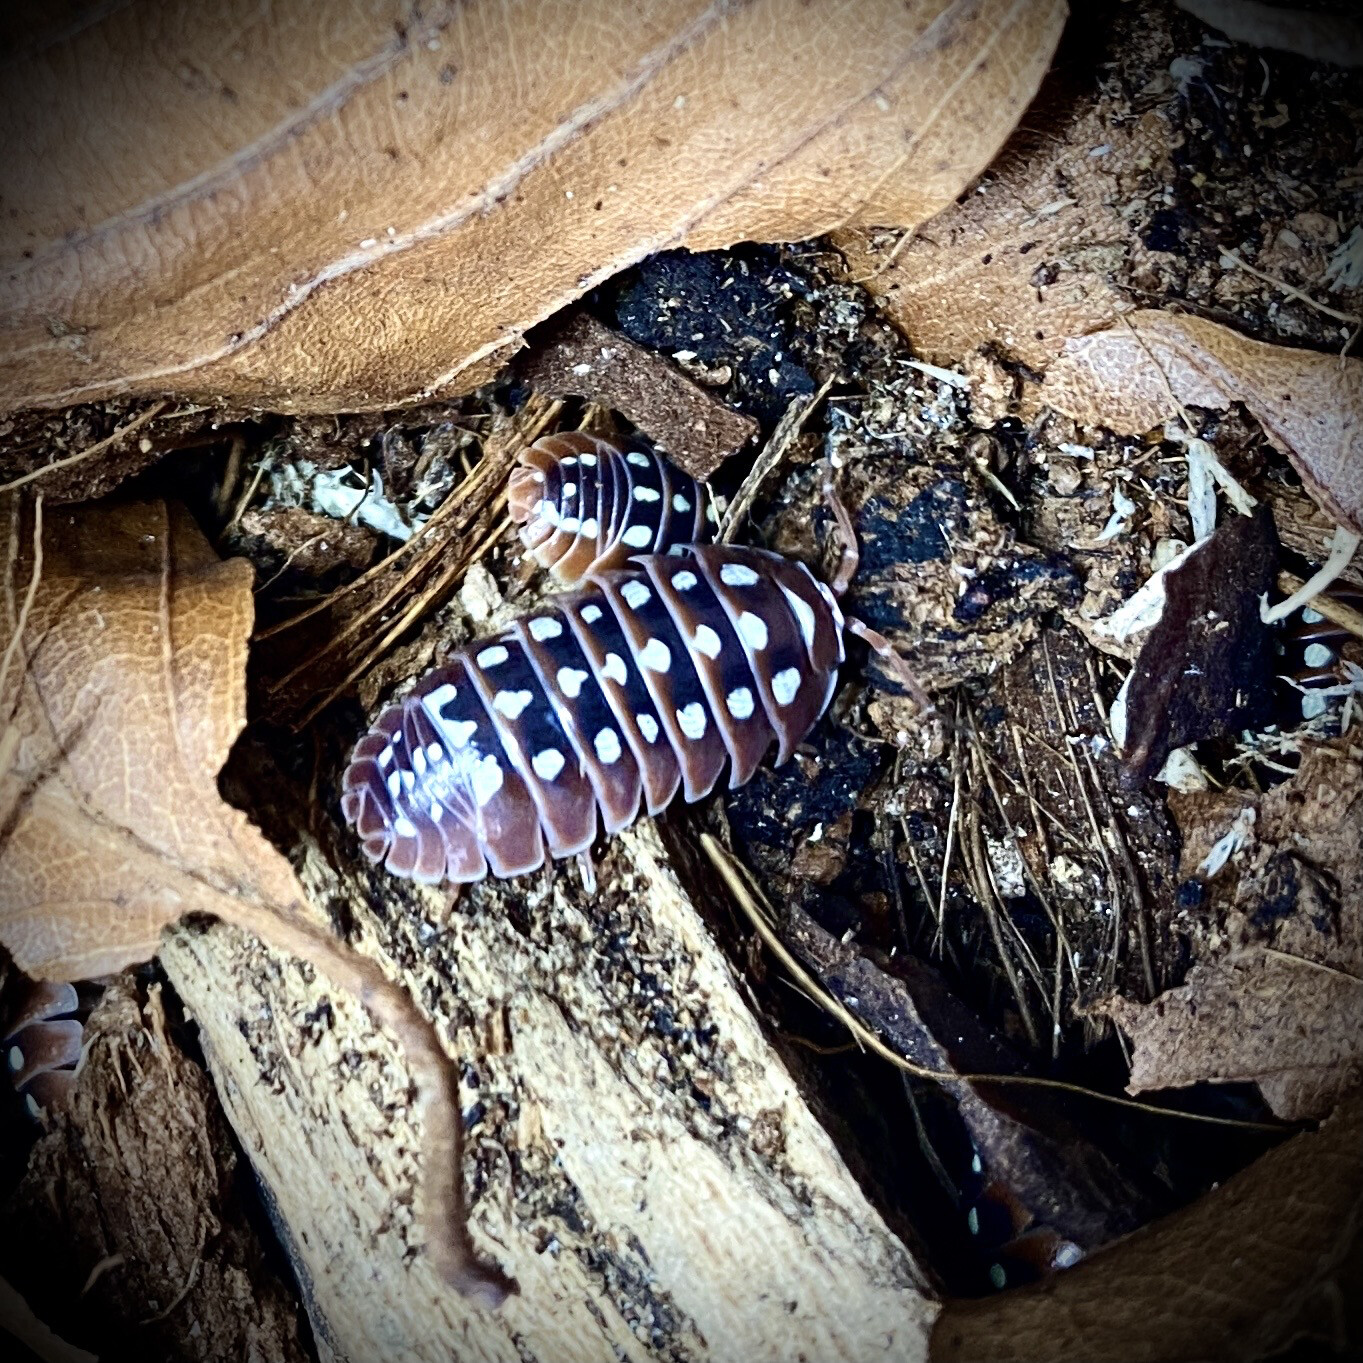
top-left (1, 1), bottom-right (1362, 1356)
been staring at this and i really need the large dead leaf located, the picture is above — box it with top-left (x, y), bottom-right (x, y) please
top-left (1042, 311), bottom-right (1363, 533)
top-left (0, 0), bottom-right (1064, 415)
top-left (0, 497), bottom-right (509, 1303)
top-left (1106, 741), bottom-right (1363, 1121)
top-left (832, 46), bottom-right (1168, 373)
top-left (932, 1092), bottom-right (1363, 1363)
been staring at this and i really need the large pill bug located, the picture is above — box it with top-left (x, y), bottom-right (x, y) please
top-left (507, 431), bottom-right (717, 583)
top-left (342, 538), bottom-right (847, 887)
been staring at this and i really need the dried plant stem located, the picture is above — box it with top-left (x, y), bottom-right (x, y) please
top-left (1277, 571), bottom-right (1363, 640)
top-left (700, 834), bottom-right (1287, 1130)
top-left (0, 401), bottom-right (168, 495)
top-left (719, 377), bottom-right (834, 543)
top-left (0, 495), bottom-right (44, 731)
top-left (1218, 247), bottom-right (1361, 327)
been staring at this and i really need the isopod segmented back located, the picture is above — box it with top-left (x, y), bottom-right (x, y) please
top-left (508, 432), bottom-right (717, 584)
top-left (341, 543), bottom-right (845, 885)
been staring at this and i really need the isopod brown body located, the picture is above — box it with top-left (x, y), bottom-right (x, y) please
top-left (507, 430), bottom-right (717, 582)
top-left (342, 542), bottom-right (846, 886)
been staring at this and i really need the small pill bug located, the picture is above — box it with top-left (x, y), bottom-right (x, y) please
top-left (3, 978), bottom-right (85, 1121)
top-left (507, 430), bottom-right (718, 581)
top-left (343, 433), bottom-right (910, 887)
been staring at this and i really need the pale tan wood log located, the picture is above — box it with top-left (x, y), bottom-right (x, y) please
top-left (161, 824), bottom-right (934, 1362)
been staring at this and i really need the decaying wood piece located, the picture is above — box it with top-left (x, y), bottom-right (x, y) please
top-left (517, 313), bottom-right (759, 478)
top-left (0, 0), bottom-right (1065, 414)
top-left (161, 823), bottom-right (936, 1362)
top-left (0, 975), bottom-right (311, 1363)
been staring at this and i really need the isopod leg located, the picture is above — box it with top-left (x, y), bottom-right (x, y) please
top-left (577, 849), bottom-right (597, 895)
top-left (820, 460), bottom-right (859, 598)
top-left (845, 616), bottom-right (935, 718)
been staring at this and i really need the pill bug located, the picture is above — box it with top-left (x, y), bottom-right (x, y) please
top-left (343, 434), bottom-right (911, 887)
top-left (3, 978), bottom-right (85, 1121)
top-left (507, 431), bottom-right (717, 581)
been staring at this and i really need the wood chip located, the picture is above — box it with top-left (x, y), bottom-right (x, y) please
top-left (518, 311), bottom-right (757, 477)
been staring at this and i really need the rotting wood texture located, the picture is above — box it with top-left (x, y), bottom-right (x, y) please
top-left (161, 824), bottom-right (937, 1362)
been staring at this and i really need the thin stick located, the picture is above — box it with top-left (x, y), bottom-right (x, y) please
top-left (0, 401), bottom-right (168, 495)
top-left (1277, 572), bottom-right (1363, 641)
top-left (719, 376), bottom-right (835, 543)
top-left (0, 495), bottom-right (43, 718)
top-left (1218, 247), bottom-right (1361, 326)
top-left (699, 835), bottom-right (1289, 1131)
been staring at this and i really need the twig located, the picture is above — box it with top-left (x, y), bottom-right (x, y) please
top-left (0, 401), bottom-right (168, 494)
top-left (1218, 246), bottom-right (1361, 326)
top-left (0, 495), bottom-right (43, 722)
top-left (699, 834), bottom-right (1289, 1131)
top-left (718, 376), bottom-right (835, 543)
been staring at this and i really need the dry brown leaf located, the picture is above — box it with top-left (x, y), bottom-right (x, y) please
top-left (0, 0), bottom-right (1065, 415)
top-left (1106, 742), bottom-right (1363, 1121)
top-left (831, 59), bottom-right (1168, 373)
top-left (931, 1092), bottom-right (1363, 1363)
top-left (0, 497), bottom-right (510, 1303)
top-left (1042, 310), bottom-right (1363, 533)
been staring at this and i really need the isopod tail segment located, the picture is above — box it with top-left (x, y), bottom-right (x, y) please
top-left (820, 458), bottom-right (936, 720)
top-left (2, 976), bottom-right (91, 1122)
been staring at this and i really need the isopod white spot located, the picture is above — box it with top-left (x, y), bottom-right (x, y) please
top-left (426, 743), bottom-right (445, 762)
top-left (439, 717), bottom-right (477, 749)
top-left (532, 748), bottom-right (566, 781)
top-left (426, 683), bottom-right (458, 712)
top-left (581, 604), bottom-right (603, 623)
top-left (580, 517), bottom-right (598, 537)
top-left (394, 815), bottom-right (418, 838)
top-left (668, 544), bottom-right (687, 556)
top-left (623, 523), bottom-right (654, 549)
top-left (594, 728), bottom-right (622, 764)
top-left (401, 768), bottom-right (416, 791)
top-left (603, 652), bottom-right (628, 685)
top-left (672, 570), bottom-right (698, 591)
top-left (558, 666), bottom-right (589, 698)
top-left (472, 755), bottom-right (503, 805)
top-left (726, 687), bottom-right (755, 720)
top-left (412, 746), bottom-right (427, 776)
top-left (676, 701), bottom-right (708, 739)
top-left (738, 611), bottom-right (769, 650)
top-left (637, 713), bottom-right (660, 743)
top-left (560, 516), bottom-right (581, 534)
top-left (634, 486), bottom-right (660, 503)
top-left (626, 451), bottom-right (650, 467)
top-left (721, 563), bottom-right (760, 588)
top-left (494, 689), bottom-right (534, 719)
top-left (706, 502), bottom-right (719, 523)
top-left (579, 452), bottom-right (597, 467)
top-left (387, 771), bottom-right (401, 799)
top-left (561, 455), bottom-right (578, 467)
top-left (529, 616), bottom-right (563, 641)
top-left (7, 1045), bottom-right (22, 1074)
top-left (477, 645), bottom-right (509, 668)
top-left (563, 481), bottom-right (578, 499)
top-left (673, 493), bottom-right (691, 513)
top-left (429, 799), bottom-right (444, 821)
top-left (639, 638), bottom-right (671, 672)
top-left (693, 624), bottom-right (722, 659)
top-left (772, 667), bottom-right (802, 705)
top-left (621, 580), bottom-right (652, 609)
top-left (782, 587), bottom-right (818, 651)
top-left (379, 747), bottom-right (394, 769)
